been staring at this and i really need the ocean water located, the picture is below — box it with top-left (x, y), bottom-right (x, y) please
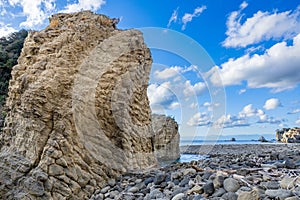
top-left (178, 154), bottom-right (208, 163)
top-left (180, 139), bottom-right (277, 146)
top-left (178, 139), bottom-right (278, 163)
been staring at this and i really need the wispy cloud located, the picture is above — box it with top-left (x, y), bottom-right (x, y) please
top-left (181, 5), bottom-right (206, 30)
top-left (167, 7), bottom-right (179, 28)
top-left (287, 108), bottom-right (300, 114)
top-left (223, 2), bottom-right (300, 48)
top-left (238, 89), bottom-right (246, 94)
top-left (189, 102), bottom-right (198, 109)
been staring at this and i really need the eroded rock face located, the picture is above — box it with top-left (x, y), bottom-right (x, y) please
top-left (0, 11), bottom-right (156, 199)
top-left (276, 128), bottom-right (300, 143)
top-left (0, 105), bottom-right (4, 131)
top-left (152, 114), bottom-right (180, 163)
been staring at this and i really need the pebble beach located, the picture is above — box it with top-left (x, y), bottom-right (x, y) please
top-left (91, 143), bottom-right (300, 200)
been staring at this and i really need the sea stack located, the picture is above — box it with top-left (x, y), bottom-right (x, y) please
top-left (152, 114), bottom-right (180, 163)
top-left (0, 11), bottom-right (157, 199)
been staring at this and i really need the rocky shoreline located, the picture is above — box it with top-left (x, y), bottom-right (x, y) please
top-left (91, 144), bottom-right (300, 200)
top-left (181, 143), bottom-right (300, 156)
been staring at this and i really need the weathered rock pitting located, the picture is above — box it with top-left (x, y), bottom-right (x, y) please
top-left (0, 11), bottom-right (157, 199)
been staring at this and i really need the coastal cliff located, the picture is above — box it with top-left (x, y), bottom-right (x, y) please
top-left (0, 11), bottom-right (157, 199)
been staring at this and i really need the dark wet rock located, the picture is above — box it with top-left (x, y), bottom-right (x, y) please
top-left (202, 171), bottom-right (213, 180)
top-left (222, 192), bottom-right (238, 200)
top-left (285, 159), bottom-right (296, 169)
top-left (213, 175), bottom-right (224, 189)
top-left (179, 177), bottom-right (189, 187)
top-left (203, 182), bottom-right (215, 196)
top-left (258, 136), bottom-right (268, 142)
top-left (212, 188), bottom-right (226, 197)
top-left (154, 173), bottom-right (166, 185)
top-left (144, 177), bottom-right (154, 185)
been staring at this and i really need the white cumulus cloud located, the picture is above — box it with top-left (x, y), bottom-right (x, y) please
top-left (263, 98), bottom-right (282, 110)
top-left (61, 0), bottom-right (105, 13)
top-left (257, 115), bottom-right (283, 124)
top-left (213, 114), bottom-right (249, 128)
top-left (187, 112), bottom-right (211, 126)
top-left (203, 101), bottom-right (220, 111)
top-left (154, 65), bottom-right (199, 80)
top-left (208, 33), bottom-right (300, 92)
top-left (296, 118), bottom-right (300, 125)
top-left (223, 2), bottom-right (300, 48)
top-left (183, 80), bottom-right (206, 97)
top-left (147, 82), bottom-right (178, 111)
top-left (188, 102), bottom-right (285, 128)
top-left (239, 104), bottom-right (264, 118)
top-left (182, 5), bottom-right (206, 30)
top-left (7, 0), bottom-right (56, 28)
top-left (154, 66), bottom-right (183, 80)
top-left (0, 22), bottom-right (17, 37)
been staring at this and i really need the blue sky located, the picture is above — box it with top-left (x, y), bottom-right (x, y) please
top-left (1, 0), bottom-right (300, 139)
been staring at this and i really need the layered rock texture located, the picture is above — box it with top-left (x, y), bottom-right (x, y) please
top-left (0, 11), bottom-right (158, 199)
top-left (152, 114), bottom-right (180, 163)
top-left (276, 127), bottom-right (300, 143)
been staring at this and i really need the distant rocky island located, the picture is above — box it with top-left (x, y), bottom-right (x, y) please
top-left (276, 127), bottom-right (300, 143)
